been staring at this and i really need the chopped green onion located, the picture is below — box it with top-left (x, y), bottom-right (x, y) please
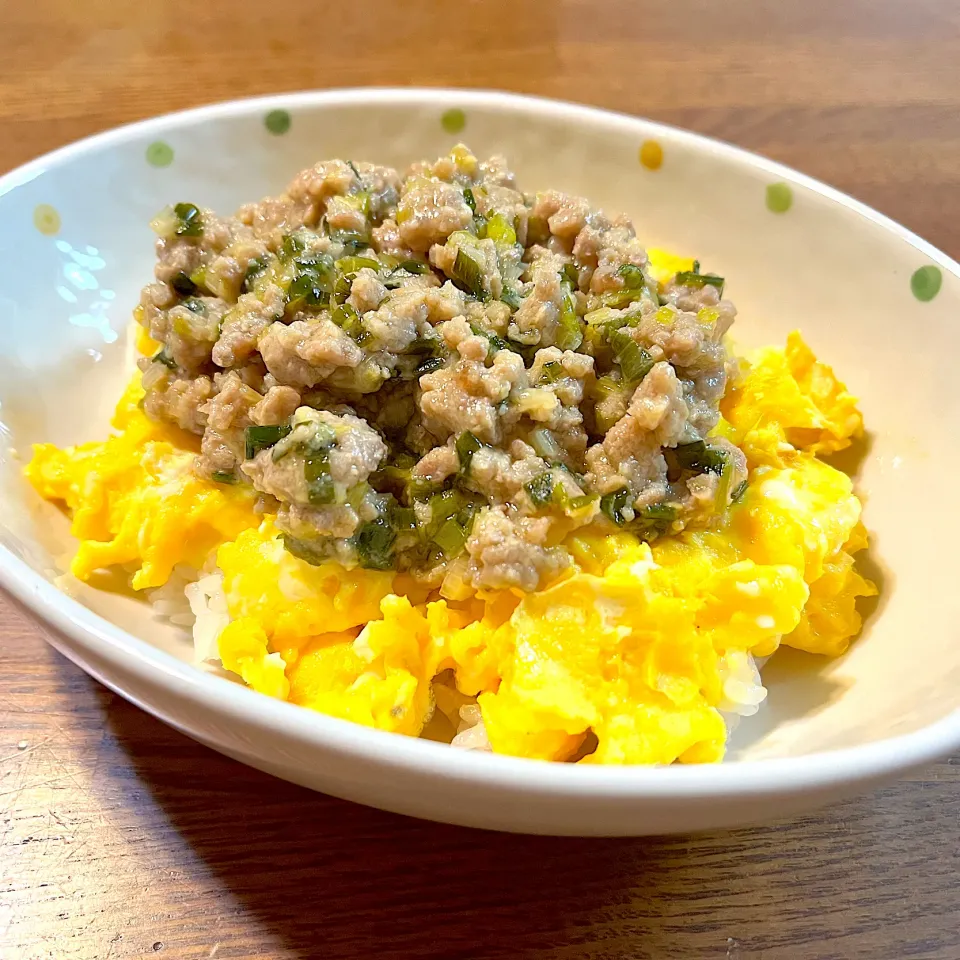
top-left (305, 424), bottom-right (336, 453)
top-left (281, 535), bottom-right (327, 566)
top-left (244, 424), bottom-right (291, 459)
top-left (416, 357), bottom-right (445, 375)
top-left (530, 428), bottom-right (561, 460)
top-left (715, 458), bottom-right (733, 508)
top-left (340, 191), bottom-right (371, 217)
top-left (173, 203), bottom-right (202, 237)
top-left (617, 263), bottom-right (646, 289)
top-left (555, 290), bottom-right (583, 351)
top-left (500, 287), bottom-right (522, 310)
top-left (351, 517), bottom-right (396, 570)
top-left (286, 273), bottom-right (329, 312)
top-left (451, 247), bottom-right (488, 301)
top-left (561, 262), bottom-right (579, 288)
top-left (335, 255), bottom-right (380, 275)
top-left (304, 450), bottom-right (331, 480)
top-left (490, 334), bottom-right (516, 353)
top-left (599, 289), bottom-right (647, 308)
top-left (332, 302), bottom-right (361, 333)
top-left (240, 257), bottom-right (268, 293)
top-left (674, 271), bottom-right (724, 296)
top-left (639, 503), bottom-right (677, 522)
top-left (527, 214), bottom-right (550, 244)
top-left (170, 271), bottom-right (198, 296)
top-left (181, 296), bottom-right (206, 314)
top-left (590, 375), bottom-right (623, 401)
top-left (433, 518), bottom-right (468, 557)
top-left (468, 322), bottom-right (515, 355)
top-left (390, 505), bottom-right (418, 533)
top-left (567, 493), bottom-right (597, 511)
top-left (430, 489), bottom-right (464, 524)
top-left (281, 234), bottom-right (307, 258)
top-left (672, 440), bottom-right (728, 475)
top-left (525, 472), bottom-right (554, 506)
top-left (585, 306), bottom-right (624, 328)
top-left (330, 230), bottom-right (370, 254)
top-left (731, 479), bottom-right (749, 504)
top-left (539, 360), bottom-right (564, 383)
top-left (455, 500), bottom-right (480, 531)
top-left (485, 213), bottom-right (516, 246)
top-left (370, 465), bottom-right (410, 495)
top-left (407, 336), bottom-right (439, 357)
top-left (153, 347), bottom-right (177, 370)
top-left (456, 431), bottom-right (482, 473)
top-left (463, 187), bottom-right (478, 214)
top-left (398, 258), bottom-right (430, 275)
top-left (331, 304), bottom-right (368, 344)
top-left (211, 470), bottom-right (238, 485)
top-left (306, 471), bottom-right (336, 505)
top-left (607, 328), bottom-right (654, 382)
top-left (383, 258), bottom-right (432, 289)
top-left (600, 487), bottom-right (632, 526)
top-left (692, 259), bottom-right (701, 273)
top-left (407, 476), bottom-right (441, 501)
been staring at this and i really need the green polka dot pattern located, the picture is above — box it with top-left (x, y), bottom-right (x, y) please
top-left (265, 109), bottom-right (292, 135)
top-left (33, 204), bottom-right (61, 236)
top-left (441, 108), bottom-right (466, 135)
top-left (910, 265), bottom-right (942, 302)
top-left (146, 141), bottom-right (174, 167)
top-left (766, 182), bottom-right (793, 214)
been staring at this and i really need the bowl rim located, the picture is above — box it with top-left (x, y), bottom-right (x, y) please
top-left (2, 86), bottom-right (958, 800)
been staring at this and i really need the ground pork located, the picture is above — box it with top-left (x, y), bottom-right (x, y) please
top-left (465, 506), bottom-right (568, 592)
top-left (195, 373), bottom-right (262, 477)
top-left (363, 283), bottom-right (464, 354)
top-left (133, 144), bottom-right (748, 582)
top-left (212, 283), bottom-right (287, 368)
top-left (509, 249), bottom-right (567, 346)
top-left (140, 371), bottom-right (213, 436)
top-left (259, 318), bottom-right (364, 388)
top-left (241, 408), bottom-right (386, 505)
top-left (419, 349), bottom-right (525, 444)
top-left (397, 178), bottom-right (473, 252)
top-left (251, 385), bottom-right (301, 426)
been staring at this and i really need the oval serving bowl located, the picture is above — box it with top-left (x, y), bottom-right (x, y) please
top-left (1, 89), bottom-right (958, 836)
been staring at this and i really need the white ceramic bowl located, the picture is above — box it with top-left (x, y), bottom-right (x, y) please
top-left (1, 89), bottom-right (958, 835)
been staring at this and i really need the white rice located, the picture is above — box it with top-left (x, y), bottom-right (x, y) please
top-left (451, 704), bottom-right (492, 752)
top-left (184, 572), bottom-right (229, 663)
top-left (717, 649), bottom-right (770, 735)
top-left (145, 563), bottom-right (199, 626)
top-left (144, 561), bottom-right (228, 665)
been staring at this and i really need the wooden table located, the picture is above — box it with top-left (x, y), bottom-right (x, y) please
top-left (2, 1), bottom-right (959, 957)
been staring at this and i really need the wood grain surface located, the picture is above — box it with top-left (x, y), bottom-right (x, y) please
top-left (2, 1), bottom-right (959, 958)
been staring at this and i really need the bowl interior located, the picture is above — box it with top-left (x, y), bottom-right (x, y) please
top-left (1, 90), bottom-right (957, 763)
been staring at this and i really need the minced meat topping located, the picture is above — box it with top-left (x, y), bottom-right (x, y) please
top-left (136, 145), bottom-right (747, 593)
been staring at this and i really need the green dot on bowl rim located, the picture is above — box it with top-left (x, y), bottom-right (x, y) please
top-left (441, 108), bottom-right (466, 135)
top-left (910, 265), bottom-right (942, 302)
top-left (33, 204), bottom-right (61, 236)
top-left (146, 141), bottom-right (174, 167)
top-left (265, 109), bottom-right (291, 135)
top-left (766, 182), bottom-right (793, 214)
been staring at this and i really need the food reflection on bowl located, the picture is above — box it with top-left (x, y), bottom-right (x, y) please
top-left (0, 89), bottom-right (957, 835)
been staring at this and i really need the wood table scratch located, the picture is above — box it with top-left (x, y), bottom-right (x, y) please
top-left (1, 1), bottom-right (959, 957)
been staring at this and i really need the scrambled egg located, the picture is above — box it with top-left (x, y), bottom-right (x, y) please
top-left (26, 376), bottom-right (261, 590)
top-left (26, 332), bottom-right (875, 765)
